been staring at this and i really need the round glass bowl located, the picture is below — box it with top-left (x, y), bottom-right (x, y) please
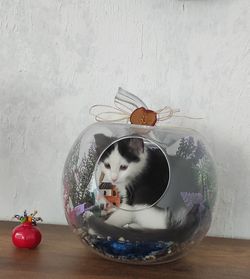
top-left (62, 123), bottom-right (217, 264)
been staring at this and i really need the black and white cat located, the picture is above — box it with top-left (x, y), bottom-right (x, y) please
top-left (95, 134), bottom-right (171, 230)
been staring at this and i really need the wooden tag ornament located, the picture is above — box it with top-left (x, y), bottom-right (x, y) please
top-left (130, 107), bottom-right (157, 126)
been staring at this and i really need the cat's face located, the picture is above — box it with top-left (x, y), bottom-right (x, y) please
top-left (97, 137), bottom-right (147, 190)
top-left (101, 145), bottom-right (131, 184)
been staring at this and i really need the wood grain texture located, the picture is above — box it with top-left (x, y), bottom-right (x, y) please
top-left (0, 221), bottom-right (249, 279)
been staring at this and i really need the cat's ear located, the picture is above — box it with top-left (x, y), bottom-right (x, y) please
top-left (94, 134), bottom-right (116, 155)
top-left (129, 138), bottom-right (144, 154)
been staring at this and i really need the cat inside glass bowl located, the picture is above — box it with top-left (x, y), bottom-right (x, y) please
top-left (63, 123), bottom-right (216, 264)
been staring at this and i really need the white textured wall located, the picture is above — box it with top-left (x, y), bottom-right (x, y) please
top-left (0, 0), bottom-right (250, 239)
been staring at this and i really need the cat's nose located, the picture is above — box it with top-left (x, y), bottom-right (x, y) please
top-left (111, 176), bottom-right (118, 183)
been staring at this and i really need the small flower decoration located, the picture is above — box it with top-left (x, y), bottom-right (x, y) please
top-left (13, 210), bottom-right (43, 226)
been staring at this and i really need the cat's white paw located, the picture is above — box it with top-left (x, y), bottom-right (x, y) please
top-left (126, 223), bottom-right (143, 230)
top-left (104, 209), bottom-right (133, 227)
top-left (134, 207), bottom-right (169, 229)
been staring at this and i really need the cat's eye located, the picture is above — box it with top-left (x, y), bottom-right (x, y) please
top-left (104, 163), bottom-right (111, 169)
top-left (120, 165), bottom-right (128, 170)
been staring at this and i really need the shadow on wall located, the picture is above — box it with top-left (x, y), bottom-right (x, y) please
top-left (208, 133), bottom-right (248, 238)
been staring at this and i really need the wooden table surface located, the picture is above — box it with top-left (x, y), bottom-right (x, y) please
top-left (0, 221), bottom-right (249, 279)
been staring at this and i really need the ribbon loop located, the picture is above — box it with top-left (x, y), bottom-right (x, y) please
top-left (89, 88), bottom-right (201, 126)
top-left (115, 87), bottom-right (148, 113)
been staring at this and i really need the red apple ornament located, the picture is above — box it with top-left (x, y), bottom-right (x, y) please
top-left (12, 210), bottom-right (43, 249)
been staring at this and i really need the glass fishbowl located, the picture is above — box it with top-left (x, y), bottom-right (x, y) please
top-left (62, 122), bottom-right (216, 264)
